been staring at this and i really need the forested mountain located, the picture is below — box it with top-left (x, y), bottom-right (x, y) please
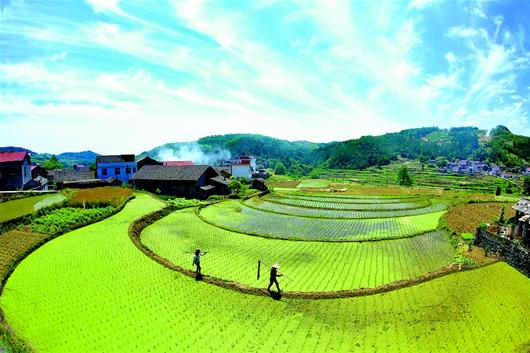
top-left (138, 134), bottom-right (325, 173)
top-left (319, 126), bottom-right (530, 170)
top-left (4, 126), bottom-right (528, 174)
top-left (0, 147), bottom-right (99, 168)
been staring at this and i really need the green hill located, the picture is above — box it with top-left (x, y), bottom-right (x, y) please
top-left (319, 126), bottom-right (529, 170)
top-left (137, 134), bottom-right (324, 171)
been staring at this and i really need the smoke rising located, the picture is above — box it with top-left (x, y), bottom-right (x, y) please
top-left (156, 142), bottom-right (231, 165)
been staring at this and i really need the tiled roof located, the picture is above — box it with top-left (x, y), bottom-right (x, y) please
top-left (512, 198), bottom-right (530, 215)
top-left (132, 165), bottom-right (212, 181)
top-left (0, 151), bottom-right (28, 163)
top-left (211, 175), bottom-right (229, 186)
top-left (96, 155), bottom-right (135, 163)
top-left (199, 185), bottom-right (215, 191)
top-left (48, 170), bottom-right (96, 183)
top-left (162, 161), bottom-right (194, 166)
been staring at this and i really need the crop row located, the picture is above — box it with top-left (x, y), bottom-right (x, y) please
top-left (243, 198), bottom-right (445, 219)
top-left (275, 193), bottom-right (420, 204)
top-left (444, 202), bottom-right (516, 234)
top-left (199, 200), bottom-right (444, 241)
top-left (68, 187), bottom-right (133, 208)
top-left (143, 209), bottom-right (454, 292)
top-left (265, 194), bottom-right (429, 209)
top-left (0, 230), bottom-right (48, 282)
top-left (0, 194), bottom-right (63, 223)
top-left (2, 193), bottom-right (529, 352)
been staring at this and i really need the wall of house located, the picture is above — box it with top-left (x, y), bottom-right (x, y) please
top-left (134, 180), bottom-right (197, 198)
top-left (231, 165), bottom-right (251, 179)
top-left (0, 161), bottom-right (29, 190)
top-left (21, 159), bottom-right (31, 185)
top-left (97, 162), bottom-right (137, 184)
top-left (476, 228), bottom-right (530, 277)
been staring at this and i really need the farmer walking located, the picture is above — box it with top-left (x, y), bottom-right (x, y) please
top-left (267, 263), bottom-right (282, 292)
top-left (193, 249), bottom-right (207, 278)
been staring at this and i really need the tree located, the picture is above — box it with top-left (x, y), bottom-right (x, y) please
top-left (227, 177), bottom-right (241, 194)
top-left (523, 176), bottom-right (530, 196)
top-left (43, 155), bottom-right (64, 170)
top-left (495, 186), bottom-right (501, 196)
top-left (499, 206), bottom-right (505, 224)
top-left (397, 166), bottom-right (412, 186)
top-left (274, 162), bottom-right (286, 175)
top-left (435, 156), bottom-right (448, 168)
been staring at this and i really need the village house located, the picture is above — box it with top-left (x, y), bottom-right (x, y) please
top-left (73, 164), bottom-right (90, 172)
top-left (162, 160), bottom-right (194, 166)
top-left (132, 165), bottom-right (229, 199)
top-left (216, 156), bottom-right (257, 179)
top-left (0, 151), bottom-right (32, 190)
top-left (96, 155), bottom-right (137, 184)
top-left (512, 198), bottom-right (530, 247)
top-left (31, 165), bottom-right (48, 179)
top-left (137, 156), bottom-right (163, 170)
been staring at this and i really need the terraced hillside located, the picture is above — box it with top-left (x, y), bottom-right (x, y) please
top-left (143, 208), bottom-right (454, 292)
top-left (1, 192), bottom-right (529, 353)
top-left (199, 199), bottom-right (444, 241)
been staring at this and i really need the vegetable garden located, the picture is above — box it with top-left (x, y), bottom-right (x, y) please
top-left (1, 191), bottom-right (529, 352)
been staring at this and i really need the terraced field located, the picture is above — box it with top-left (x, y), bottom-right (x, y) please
top-left (266, 194), bottom-right (429, 209)
top-left (244, 197), bottom-right (446, 219)
top-left (276, 193), bottom-right (420, 203)
top-left (1, 193), bottom-right (529, 352)
top-left (143, 208), bottom-right (454, 291)
top-left (0, 194), bottom-right (66, 223)
top-left (199, 200), bottom-right (443, 241)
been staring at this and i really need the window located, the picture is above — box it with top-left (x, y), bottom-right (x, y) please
top-left (126, 167), bottom-right (131, 174)
top-left (101, 168), bottom-right (107, 176)
top-left (115, 168), bottom-right (121, 175)
top-left (132, 167), bottom-right (136, 173)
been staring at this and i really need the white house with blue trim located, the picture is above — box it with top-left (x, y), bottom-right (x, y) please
top-left (96, 154), bottom-right (137, 184)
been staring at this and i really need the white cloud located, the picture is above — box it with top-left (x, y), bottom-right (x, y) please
top-left (447, 26), bottom-right (481, 38)
top-left (86, 0), bottom-right (120, 14)
top-left (1, 0), bottom-right (529, 153)
top-left (408, 0), bottom-right (439, 10)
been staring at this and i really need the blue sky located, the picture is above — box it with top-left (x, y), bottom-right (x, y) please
top-left (1, 0), bottom-right (529, 154)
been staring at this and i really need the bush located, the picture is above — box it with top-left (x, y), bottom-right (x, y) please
top-left (461, 232), bottom-right (475, 241)
top-left (207, 195), bottom-right (225, 201)
top-left (21, 207), bottom-right (115, 235)
top-left (166, 198), bottom-right (204, 209)
top-left (397, 166), bottom-right (412, 186)
top-left (495, 186), bottom-right (501, 196)
top-left (453, 255), bottom-right (475, 267)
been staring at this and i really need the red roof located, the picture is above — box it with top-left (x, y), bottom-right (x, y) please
top-left (162, 161), bottom-right (194, 166)
top-left (0, 152), bottom-right (28, 163)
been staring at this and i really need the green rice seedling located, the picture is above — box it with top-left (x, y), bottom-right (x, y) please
top-left (199, 200), bottom-right (444, 241)
top-left (244, 198), bottom-right (446, 219)
top-left (142, 208), bottom-right (454, 291)
top-left (1, 192), bottom-right (528, 353)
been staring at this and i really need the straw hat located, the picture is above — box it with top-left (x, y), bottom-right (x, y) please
top-left (272, 263), bottom-right (280, 269)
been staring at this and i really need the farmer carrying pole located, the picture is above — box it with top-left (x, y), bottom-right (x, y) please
top-left (267, 263), bottom-right (283, 293)
top-left (192, 249), bottom-right (207, 278)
